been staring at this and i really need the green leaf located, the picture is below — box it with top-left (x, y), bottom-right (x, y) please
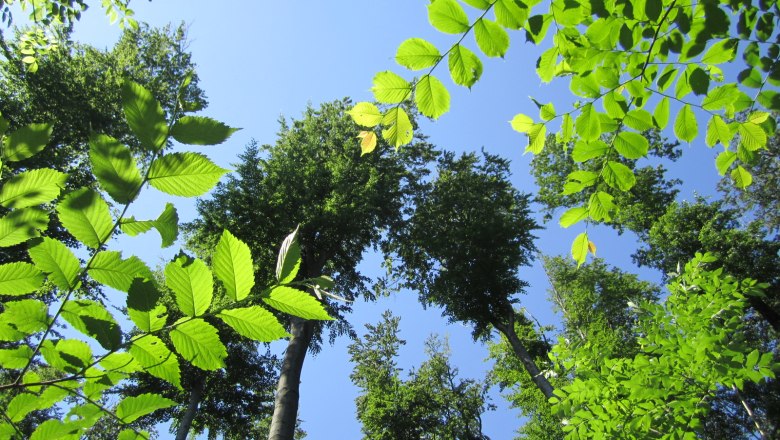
top-left (495, 0), bottom-right (527, 29)
top-left (525, 123), bottom-right (547, 154)
top-left (428, 0), bottom-right (470, 34)
top-left (558, 114), bottom-right (574, 143)
top-left (702, 84), bottom-right (739, 111)
top-left (7, 393), bottom-right (39, 423)
top-left (57, 188), bottom-right (114, 249)
top-left (448, 44), bottom-right (483, 88)
top-left (213, 230), bottom-right (255, 301)
top-left (0, 207), bottom-right (49, 248)
top-left (263, 286), bottom-right (332, 320)
top-left (0, 346), bottom-right (32, 369)
top-left (2, 123), bottom-right (52, 162)
top-left (603, 161), bottom-right (636, 191)
top-left (217, 306), bottom-right (288, 342)
top-left (571, 232), bottom-right (590, 267)
top-left (715, 150), bottom-right (737, 175)
top-left (0, 168), bottom-right (67, 209)
top-left (276, 226), bottom-right (301, 284)
top-left (127, 278), bottom-right (166, 332)
top-left (653, 97), bottom-right (670, 129)
top-left (166, 255), bottom-right (213, 317)
top-left (731, 165), bottom-right (753, 188)
top-left (705, 114), bottom-right (733, 147)
top-left (572, 140), bottom-right (608, 162)
top-left (559, 207), bottom-right (589, 228)
top-left (540, 103), bottom-right (556, 121)
top-left (29, 419), bottom-right (79, 440)
top-left (674, 104), bottom-right (698, 142)
top-left (170, 318), bottom-right (227, 370)
top-left (28, 237), bottom-right (80, 291)
top-left (122, 80), bottom-right (168, 152)
top-left (120, 203), bottom-right (179, 248)
top-left (623, 110), bottom-right (653, 131)
top-left (0, 262), bottom-right (44, 295)
top-left (415, 74), bottom-right (451, 119)
top-left (381, 107), bottom-right (414, 148)
top-left (588, 191), bottom-right (616, 222)
top-left (89, 134), bottom-right (142, 204)
top-left (575, 104), bottom-right (602, 142)
top-left (40, 339), bottom-right (92, 373)
top-left (130, 335), bottom-right (181, 389)
top-left (701, 38), bottom-right (737, 64)
top-left (116, 393), bottom-right (175, 423)
top-left (536, 47), bottom-right (558, 83)
top-left (371, 71), bottom-right (411, 104)
top-left (614, 131), bottom-right (649, 159)
top-left (148, 152), bottom-right (228, 197)
top-left (510, 113), bottom-right (534, 133)
top-left (347, 102), bottom-right (383, 127)
top-left (171, 116), bottom-right (239, 145)
top-left (101, 352), bottom-right (142, 374)
top-left (118, 430), bottom-right (151, 440)
top-left (463, 0), bottom-right (491, 9)
top-left (474, 18), bottom-right (509, 57)
top-left (603, 91), bottom-right (627, 119)
top-left (395, 38), bottom-right (441, 70)
top-left (89, 251), bottom-right (153, 292)
top-left (61, 300), bottom-right (122, 351)
top-left (738, 122), bottom-right (767, 151)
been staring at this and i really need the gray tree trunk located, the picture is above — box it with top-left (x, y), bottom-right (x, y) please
top-left (493, 320), bottom-right (555, 400)
top-left (176, 373), bottom-right (205, 440)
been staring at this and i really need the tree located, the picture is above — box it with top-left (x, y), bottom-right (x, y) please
top-left (184, 99), bottom-right (436, 440)
top-left (349, 311), bottom-right (492, 440)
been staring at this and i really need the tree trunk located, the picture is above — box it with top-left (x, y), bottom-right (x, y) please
top-left (176, 373), bottom-right (205, 440)
top-left (749, 295), bottom-right (780, 333)
top-left (268, 317), bottom-right (315, 440)
top-left (493, 320), bottom-right (555, 400)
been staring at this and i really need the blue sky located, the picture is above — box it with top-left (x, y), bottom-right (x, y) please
top-left (56, 1), bottom-right (728, 438)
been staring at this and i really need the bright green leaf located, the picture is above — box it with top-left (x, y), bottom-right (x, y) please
top-left (116, 393), bottom-right (175, 423)
top-left (623, 109), bottom-right (653, 131)
top-left (89, 134), bottom-right (142, 204)
top-left (381, 107), bottom-right (414, 148)
top-left (89, 251), bottom-right (153, 292)
top-left (347, 102), bottom-right (384, 127)
top-left (170, 318), bottom-right (227, 370)
top-left (716, 150), bottom-right (737, 175)
top-left (536, 46), bottom-right (557, 83)
top-left (571, 232), bottom-right (590, 267)
top-left (738, 122), bottom-right (767, 151)
top-left (731, 165), bottom-right (753, 188)
top-left (603, 161), bottom-right (637, 191)
top-left (122, 80), bottom-right (168, 152)
top-left (217, 306), bottom-right (288, 342)
top-left (415, 74), bottom-right (451, 119)
top-left (213, 229), bottom-right (255, 301)
top-left (428, 0), bottom-right (470, 34)
top-left (0, 208), bottom-right (49, 247)
top-left (572, 140), bottom-right (608, 162)
top-left (130, 335), bottom-right (181, 389)
top-left (525, 123), bottom-right (547, 154)
top-left (171, 116), bottom-right (240, 146)
top-left (0, 346), bottom-right (33, 369)
top-left (614, 131), bottom-right (649, 159)
top-left (148, 152), bottom-right (228, 197)
top-left (474, 18), bottom-right (509, 57)
top-left (57, 188), bottom-right (114, 249)
top-left (28, 237), bottom-right (80, 291)
top-left (263, 286), bottom-right (332, 320)
top-left (0, 168), bottom-right (67, 209)
top-left (127, 278), bottom-right (166, 332)
top-left (575, 104), bottom-right (602, 142)
top-left (276, 226), bottom-right (301, 284)
top-left (448, 44), bottom-right (483, 88)
top-left (0, 262), bottom-right (43, 295)
top-left (395, 38), bottom-right (441, 70)
top-left (559, 207), bottom-right (589, 228)
top-left (653, 97), bottom-right (670, 129)
top-left (510, 113), bottom-right (534, 133)
top-left (165, 254), bottom-right (213, 317)
top-left (61, 300), bottom-right (122, 351)
top-left (2, 123), bottom-right (52, 162)
top-left (674, 104), bottom-right (698, 142)
top-left (588, 191), bottom-right (616, 222)
top-left (371, 71), bottom-right (411, 104)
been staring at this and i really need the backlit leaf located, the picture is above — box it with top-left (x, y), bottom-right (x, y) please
top-left (171, 116), bottom-right (239, 146)
top-left (348, 102), bottom-right (383, 127)
top-left (731, 165), bottom-right (753, 188)
top-left (276, 226), bottom-right (301, 284)
top-left (474, 18), bottom-right (509, 57)
top-left (0, 208), bottom-right (49, 247)
top-left (395, 38), bottom-right (441, 70)
top-left (716, 150), bottom-right (737, 175)
top-left (705, 115), bottom-right (733, 147)
top-left (614, 131), bottom-right (649, 159)
top-left (571, 232), bottom-right (589, 267)
top-left (213, 229), bottom-right (254, 302)
top-left (575, 104), bottom-right (602, 142)
top-left (510, 113), bottom-right (534, 133)
top-left (495, 0), bottom-right (527, 29)
top-left (381, 107), bottom-right (414, 148)
top-left (448, 45), bottom-right (483, 88)
top-left (653, 97), bottom-right (670, 129)
top-left (120, 203), bottom-right (179, 248)
top-left (371, 71), bottom-right (411, 104)
top-left (28, 237), bottom-right (80, 291)
top-left (428, 0), bottom-right (470, 34)
top-left (358, 131), bottom-right (377, 155)
top-left (525, 123), bottom-right (546, 154)
top-left (0, 168), bottom-right (67, 209)
top-left (738, 122), bottom-right (767, 151)
top-left (701, 38), bottom-right (737, 64)
top-left (130, 335), bottom-right (181, 389)
top-left (62, 300), bottom-right (122, 351)
top-left (674, 104), bottom-right (698, 142)
top-left (588, 191), bottom-right (616, 222)
top-left (89, 251), bottom-right (153, 292)
top-left (0, 346), bottom-right (33, 369)
top-left (217, 306), bottom-right (288, 342)
top-left (170, 318), bottom-right (227, 370)
top-left (2, 123), bottom-right (52, 162)
top-left (559, 207), bottom-right (588, 228)
top-left (623, 110), bottom-right (653, 131)
top-left (148, 152), bottom-right (227, 197)
top-left (536, 47), bottom-right (558, 83)
top-left (116, 393), bottom-right (175, 423)
top-left (0, 299), bottom-right (48, 334)
top-left (603, 161), bottom-right (636, 191)
top-left (89, 134), bottom-right (142, 204)
top-left (57, 188), bottom-right (114, 249)
top-left (122, 80), bottom-right (168, 152)
top-left (127, 278), bottom-right (166, 332)
top-left (0, 262), bottom-right (44, 295)
top-left (572, 140), bottom-right (608, 162)
top-left (263, 286), bottom-right (332, 320)
top-left (415, 74), bottom-right (451, 118)
top-left (165, 254), bottom-right (213, 317)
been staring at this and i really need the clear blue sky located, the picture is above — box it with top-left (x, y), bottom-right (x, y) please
top-left (58, 1), bottom-right (725, 438)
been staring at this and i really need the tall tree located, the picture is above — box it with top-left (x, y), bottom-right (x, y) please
top-left (185, 100), bottom-right (436, 440)
top-left (349, 311), bottom-right (492, 440)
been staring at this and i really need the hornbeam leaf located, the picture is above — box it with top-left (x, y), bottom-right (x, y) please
top-left (474, 18), bottom-right (509, 57)
top-left (148, 152), bottom-right (228, 197)
top-left (130, 335), bottom-right (181, 389)
top-left (428, 0), bottom-right (470, 34)
top-left (358, 131), bottom-right (378, 155)
top-left (575, 104), bottom-right (602, 142)
top-left (738, 122), bottom-right (767, 151)
top-left (101, 352), bottom-right (142, 374)
top-left (3, 123), bottom-right (52, 162)
top-left (381, 107), bottom-right (414, 148)
top-left (276, 226), bottom-right (301, 284)
top-left (558, 114), bottom-right (574, 143)
top-left (170, 318), bottom-right (227, 370)
top-left (415, 74), bottom-right (450, 119)
top-left (540, 103), bottom-right (556, 121)
top-left (0, 262), bottom-right (44, 295)
top-left (706, 114), bottom-right (733, 147)
top-left (0, 168), bottom-right (67, 209)
top-left (731, 165), bottom-right (753, 188)
top-left (674, 104), bottom-right (698, 142)
top-left (653, 97), bottom-right (670, 129)
top-left (28, 237), bottom-right (80, 291)
top-left (127, 278), bottom-right (166, 333)
top-left (0, 208), bottom-right (49, 248)
top-left (116, 393), bottom-right (175, 423)
top-left (118, 430), bottom-right (151, 440)
top-left (171, 116), bottom-right (239, 146)
top-left (263, 286), bottom-right (333, 320)
top-left (120, 203), bottom-right (179, 248)
top-left (702, 84), bottom-right (739, 111)
top-left (213, 230), bottom-right (254, 301)
top-left (588, 191), bottom-right (616, 222)
top-left (61, 300), bottom-right (122, 351)
top-left (495, 0), bottom-right (527, 29)
top-left (510, 113), bottom-right (534, 133)
top-left (122, 80), bottom-right (168, 152)
top-left (0, 346), bottom-right (33, 369)
top-left (217, 306), bottom-right (288, 342)
top-left (525, 123), bottom-right (546, 154)
top-left (371, 71), bottom-right (411, 104)
top-left (572, 140), bottom-right (609, 162)
top-left (395, 38), bottom-right (441, 70)
top-left (623, 110), bottom-right (653, 131)
top-left (166, 254), bottom-right (213, 317)
top-left (448, 45), bottom-right (483, 88)
top-left (559, 207), bottom-right (588, 228)
top-left (614, 131), bottom-right (649, 159)
top-left (0, 299), bottom-right (48, 335)
top-left (603, 161), bottom-right (637, 191)
top-left (348, 102), bottom-right (383, 127)
top-left (536, 46), bottom-right (558, 83)
top-left (89, 134), bottom-right (142, 204)
top-left (716, 150), bottom-right (737, 175)
top-left (571, 232), bottom-right (589, 267)
top-left (89, 251), bottom-right (153, 292)
top-left (57, 188), bottom-right (114, 249)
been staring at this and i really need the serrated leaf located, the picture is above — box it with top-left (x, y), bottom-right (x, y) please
top-left (716, 150), bottom-right (737, 175)
top-left (559, 207), bottom-right (589, 228)
top-left (603, 91), bottom-right (627, 119)
top-left (428, 0), bottom-right (470, 33)
top-left (559, 114), bottom-right (574, 143)
top-left (731, 165), bottom-right (753, 188)
top-left (702, 84), bottom-right (739, 111)
top-left (571, 232), bottom-right (589, 267)
top-left (28, 237), bottom-right (80, 291)
top-left (122, 81), bottom-right (168, 151)
top-left (416, 75), bottom-right (450, 119)
top-left (0, 262), bottom-right (44, 295)
top-left (653, 97), bottom-right (670, 129)
top-left (7, 393), bottom-right (39, 423)
top-left (603, 161), bottom-right (636, 191)
top-left (495, 0), bottom-right (527, 29)
top-left (89, 134), bottom-right (142, 204)
top-left (381, 107), bottom-right (414, 148)
top-left (148, 152), bottom-right (227, 197)
top-left (575, 104), bottom-right (602, 142)
top-left (0, 207), bottom-right (49, 248)
top-left (705, 114), bottom-right (733, 147)
top-left (89, 251), bottom-right (153, 292)
top-left (101, 352), bottom-right (142, 374)
top-left (572, 140), bottom-right (608, 162)
top-left (701, 38), bottom-right (737, 64)
top-left (217, 306), bottom-right (288, 342)
top-left (116, 393), bottom-right (175, 423)
top-left (525, 123), bottom-right (547, 154)
top-left (263, 286), bottom-right (332, 320)
top-left (463, 0), bottom-right (491, 8)
top-left (213, 229), bottom-right (254, 301)
top-left (170, 318), bottom-right (226, 370)
top-left (130, 335), bottom-right (181, 389)
top-left (120, 203), bottom-right (178, 248)
top-left (57, 188), bottom-right (114, 249)
top-left (474, 18), bottom-right (509, 57)
top-left (171, 116), bottom-right (239, 145)
top-left (0, 168), bottom-right (67, 209)
top-left (40, 339), bottom-right (92, 373)
top-left (348, 102), bottom-right (383, 127)
top-left (624, 109), bottom-right (653, 131)
top-left (614, 131), bottom-right (649, 159)
top-left (395, 38), bottom-right (441, 70)
top-left (540, 103), bottom-right (556, 121)
top-left (738, 122), bottom-right (767, 151)
top-left (536, 46), bottom-right (558, 83)
top-left (29, 419), bottom-right (79, 440)
top-left (0, 346), bottom-right (33, 369)
top-left (371, 71), bottom-right (411, 104)
top-left (127, 278), bottom-right (166, 332)
top-left (511, 113), bottom-right (534, 133)
top-left (674, 104), bottom-right (698, 142)
top-left (61, 300), bottom-right (121, 351)
top-left (118, 429), bottom-right (151, 440)
top-left (588, 191), bottom-right (616, 222)
top-left (448, 45), bottom-right (483, 88)
top-left (358, 131), bottom-right (378, 155)
top-left (3, 122), bottom-right (52, 162)
top-left (166, 255), bottom-right (213, 317)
